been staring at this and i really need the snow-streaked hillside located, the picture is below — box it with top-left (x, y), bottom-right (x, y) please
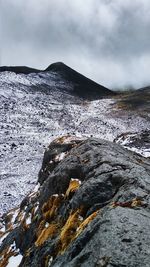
top-left (0, 68), bottom-right (149, 214)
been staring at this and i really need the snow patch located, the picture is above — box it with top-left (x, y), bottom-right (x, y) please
top-left (6, 254), bottom-right (23, 267)
top-left (55, 152), bottom-right (67, 161)
top-left (26, 213), bottom-right (32, 225)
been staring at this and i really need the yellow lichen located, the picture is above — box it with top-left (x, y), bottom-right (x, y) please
top-left (111, 198), bottom-right (145, 209)
top-left (65, 179), bottom-right (81, 199)
top-left (53, 136), bottom-right (71, 144)
top-left (75, 210), bottom-right (99, 238)
top-left (35, 223), bottom-right (58, 247)
top-left (42, 195), bottom-right (63, 221)
top-left (36, 220), bottom-right (46, 238)
top-left (59, 209), bottom-right (81, 253)
top-left (58, 208), bottom-right (99, 254)
top-left (131, 198), bottom-right (144, 207)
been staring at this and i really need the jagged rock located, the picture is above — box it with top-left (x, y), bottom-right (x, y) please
top-left (38, 136), bottom-right (84, 185)
top-left (0, 137), bottom-right (150, 267)
top-left (114, 130), bottom-right (150, 157)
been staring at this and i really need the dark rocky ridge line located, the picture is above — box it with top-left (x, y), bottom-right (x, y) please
top-left (116, 86), bottom-right (150, 111)
top-left (0, 136), bottom-right (150, 267)
top-left (0, 66), bottom-right (41, 75)
top-left (45, 62), bottom-right (114, 99)
top-left (0, 62), bottom-right (114, 100)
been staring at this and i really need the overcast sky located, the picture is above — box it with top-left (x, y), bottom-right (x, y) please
top-left (0, 0), bottom-right (150, 89)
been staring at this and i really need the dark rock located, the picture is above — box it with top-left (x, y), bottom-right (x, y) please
top-left (11, 142), bottom-right (17, 149)
top-left (0, 66), bottom-right (41, 74)
top-left (46, 62), bottom-right (114, 99)
top-left (0, 62), bottom-right (115, 100)
top-left (0, 137), bottom-right (150, 267)
top-left (114, 130), bottom-right (150, 157)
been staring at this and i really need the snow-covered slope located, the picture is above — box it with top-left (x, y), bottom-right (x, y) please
top-left (0, 66), bottom-right (149, 214)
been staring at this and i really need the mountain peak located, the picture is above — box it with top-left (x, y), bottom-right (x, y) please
top-left (45, 62), bottom-right (114, 99)
top-left (45, 62), bottom-right (67, 72)
top-left (0, 62), bottom-right (115, 99)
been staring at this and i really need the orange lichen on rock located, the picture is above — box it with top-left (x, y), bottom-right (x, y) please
top-left (58, 208), bottom-right (99, 254)
top-left (65, 179), bottom-right (81, 199)
top-left (0, 247), bottom-right (16, 267)
top-left (42, 195), bottom-right (64, 221)
top-left (131, 198), bottom-right (146, 207)
top-left (111, 198), bottom-right (145, 209)
top-left (34, 195), bottom-right (65, 247)
top-left (36, 220), bottom-right (46, 238)
top-left (75, 210), bottom-right (100, 238)
top-left (53, 136), bottom-right (71, 144)
top-left (35, 223), bottom-right (58, 247)
top-left (59, 209), bottom-right (82, 253)
top-left (53, 135), bottom-right (82, 146)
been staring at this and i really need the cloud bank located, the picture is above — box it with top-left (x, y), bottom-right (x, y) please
top-left (1, 0), bottom-right (150, 89)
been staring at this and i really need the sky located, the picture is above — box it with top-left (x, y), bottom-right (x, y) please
top-left (0, 0), bottom-right (150, 89)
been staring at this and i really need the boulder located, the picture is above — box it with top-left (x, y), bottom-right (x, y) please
top-left (0, 137), bottom-right (150, 267)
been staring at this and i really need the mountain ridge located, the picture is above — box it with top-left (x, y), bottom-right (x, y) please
top-left (0, 62), bottom-right (114, 99)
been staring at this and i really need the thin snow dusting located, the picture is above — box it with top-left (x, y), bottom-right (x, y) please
top-left (26, 214), bottom-right (32, 226)
top-left (126, 147), bottom-right (150, 157)
top-left (0, 70), bottom-right (149, 214)
top-left (55, 152), bottom-right (67, 161)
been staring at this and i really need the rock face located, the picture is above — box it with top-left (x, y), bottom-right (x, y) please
top-left (114, 130), bottom-right (150, 157)
top-left (0, 136), bottom-right (150, 267)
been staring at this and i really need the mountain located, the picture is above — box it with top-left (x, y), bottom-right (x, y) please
top-left (0, 62), bottom-right (113, 100)
top-left (0, 63), bottom-right (149, 216)
top-left (0, 66), bottom-right (41, 75)
top-left (116, 86), bottom-right (150, 111)
top-left (46, 62), bottom-right (114, 99)
top-left (0, 61), bottom-right (150, 267)
top-left (0, 137), bottom-right (150, 267)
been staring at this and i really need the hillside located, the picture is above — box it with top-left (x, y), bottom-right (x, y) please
top-left (0, 62), bottom-right (113, 100)
top-left (0, 63), bottom-right (149, 214)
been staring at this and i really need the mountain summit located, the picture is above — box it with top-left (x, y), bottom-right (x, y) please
top-left (46, 62), bottom-right (114, 99)
top-left (0, 62), bottom-right (114, 99)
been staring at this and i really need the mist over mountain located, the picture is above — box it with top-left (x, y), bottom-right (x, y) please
top-left (1, 0), bottom-right (150, 88)
top-left (0, 1), bottom-right (150, 265)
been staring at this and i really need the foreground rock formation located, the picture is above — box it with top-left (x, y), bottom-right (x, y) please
top-left (0, 63), bottom-right (149, 215)
top-left (0, 136), bottom-right (150, 267)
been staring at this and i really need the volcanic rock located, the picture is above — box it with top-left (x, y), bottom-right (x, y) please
top-left (0, 136), bottom-right (150, 267)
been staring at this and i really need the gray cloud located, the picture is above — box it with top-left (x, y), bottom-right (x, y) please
top-left (1, 0), bottom-right (150, 89)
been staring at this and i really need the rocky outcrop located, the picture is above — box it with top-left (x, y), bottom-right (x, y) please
top-left (0, 136), bottom-right (150, 267)
top-left (114, 130), bottom-right (150, 157)
top-left (116, 87), bottom-right (150, 111)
